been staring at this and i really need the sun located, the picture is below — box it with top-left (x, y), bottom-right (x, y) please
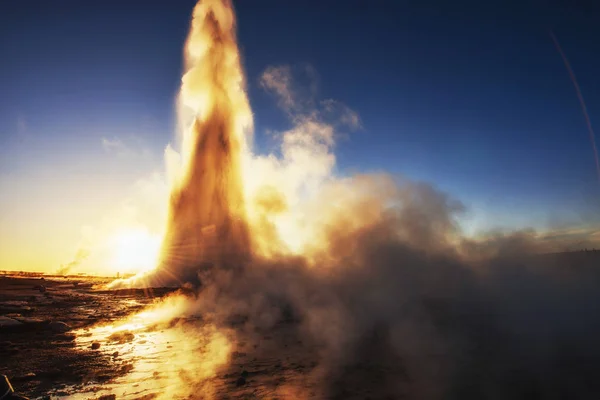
top-left (111, 228), bottom-right (162, 274)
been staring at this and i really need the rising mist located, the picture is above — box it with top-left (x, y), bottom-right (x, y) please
top-left (111, 1), bottom-right (600, 399)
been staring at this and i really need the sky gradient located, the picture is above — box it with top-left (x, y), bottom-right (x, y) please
top-left (1, 0), bottom-right (599, 272)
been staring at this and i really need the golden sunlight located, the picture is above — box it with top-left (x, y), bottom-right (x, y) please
top-left (110, 228), bottom-right (161, 274)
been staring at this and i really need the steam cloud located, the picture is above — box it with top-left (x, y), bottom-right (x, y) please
top-left (115, 0), bottom-right (600, 398)
top-left (56, 247), bottom-right (90, 276)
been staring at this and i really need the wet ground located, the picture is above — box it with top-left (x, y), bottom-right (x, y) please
top-left (0, 275), bottom-right (178, 399)
top-left (0, 275), bottom-right (328, 400)
top-left (4, 252), bottom-right (599, 399)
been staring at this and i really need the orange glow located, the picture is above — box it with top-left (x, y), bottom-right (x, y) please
top-left (110, 228), bottom-right (161, 274)
top-left (74, 297), bottom-right (231, 400)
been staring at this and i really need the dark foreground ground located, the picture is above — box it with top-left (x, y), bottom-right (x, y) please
top-left (0, 275), bottom-right (177, 399)
top-left (0, 274), bottom-right (405, 400)
top-left (0, 275), bottom-right (327, 400)
top-left (2, 251), bottom-right (600, 399)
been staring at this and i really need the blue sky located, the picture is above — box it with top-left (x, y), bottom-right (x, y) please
top-left (1, 0), bottom-right (599, 269)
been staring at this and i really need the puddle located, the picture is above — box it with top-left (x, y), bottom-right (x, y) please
top-left (46, 313), bottom-right (231, 400)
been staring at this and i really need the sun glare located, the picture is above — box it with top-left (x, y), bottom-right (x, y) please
top-left (111, 228), bottom-right (161, 274)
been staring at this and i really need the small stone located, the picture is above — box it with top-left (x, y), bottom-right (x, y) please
top-left (108, 331), bottom-right (135, 343)
top-left (120, 364), bottom-right (133, 373)
top-left (241, 370), bottom-right (249, 378)
top-left (112, 351), bottom-right (119, 357)
top-left (98, 394), bottom-right (116, 400)
top-left (0, 316), bottom-right (23, 328)
top-left (56, 333), bottom-right (76, 341)
top-left (235, 376), bottom-right (246, 386)
top-left (16, 372), bottom-right (36, 381)
top-left (16, 317), bottom-right (45, 324)
top-left (49, 321), bottom-right (70, 332)
top-left (91, 342), bottom-right (101, 350)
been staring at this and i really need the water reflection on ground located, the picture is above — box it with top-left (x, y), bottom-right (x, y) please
top-left (54, 311), bottom-right (231, 400)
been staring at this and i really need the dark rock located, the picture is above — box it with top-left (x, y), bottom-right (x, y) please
top-left (56, 333), bottom-right (76, 341)
top-left (241, 370), bottom-right (249, 378)
top-left (91, 342), bottom-right (101, 350)
top-left (108, 331), bottom-right (134, 343)
top-left (120, 364), bottom-right (134, 373)
top-left (15, 317), bottom-right (44, 325)
top-left (235, 376), bottom-right (246, 386)
top-left (13, 372), bottom-right (36, 382)
top-left (49, 321), bottom-right (70, 333)
top-left (0, 316), bottom-right (23, 328)
top-left (98, 394), bottom-right (116, 400)
top-left (112, 351), bottom-right (119, 357)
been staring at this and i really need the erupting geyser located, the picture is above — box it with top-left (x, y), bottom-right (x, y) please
top-left (101, 1), bottom-right (600, 398)
top-left (155, 0), bottom-right (253, 284)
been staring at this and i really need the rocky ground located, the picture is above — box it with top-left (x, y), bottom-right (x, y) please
top-left (0, 275), bottom-right (176, 399)
top-left (0, 274), bottom-right (381, 399)
top-left (3, 251), bottom-right (600, 399)
top-left (0, 275), bottom-right (326, 400)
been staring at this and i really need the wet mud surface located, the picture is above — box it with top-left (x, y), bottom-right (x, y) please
top-left (0, 275), bottom-right (176, 399)
top-left (0, 276), bottom-right (328, 400)
top-left (4, 253), bottom-right (600, 400)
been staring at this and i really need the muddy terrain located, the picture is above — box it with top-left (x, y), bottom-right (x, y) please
top-left (0, 275), bottom-right (176, 399)
top-left (2, 251), bottom-right (600, 400)
top-left (0, 275), bottom-right (327, 399)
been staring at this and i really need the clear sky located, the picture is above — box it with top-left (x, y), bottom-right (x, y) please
top-left (1, 0), bottom-right (599, 272)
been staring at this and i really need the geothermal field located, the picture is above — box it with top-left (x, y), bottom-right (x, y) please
top-left (2, 0), bottom-right (600, 399)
